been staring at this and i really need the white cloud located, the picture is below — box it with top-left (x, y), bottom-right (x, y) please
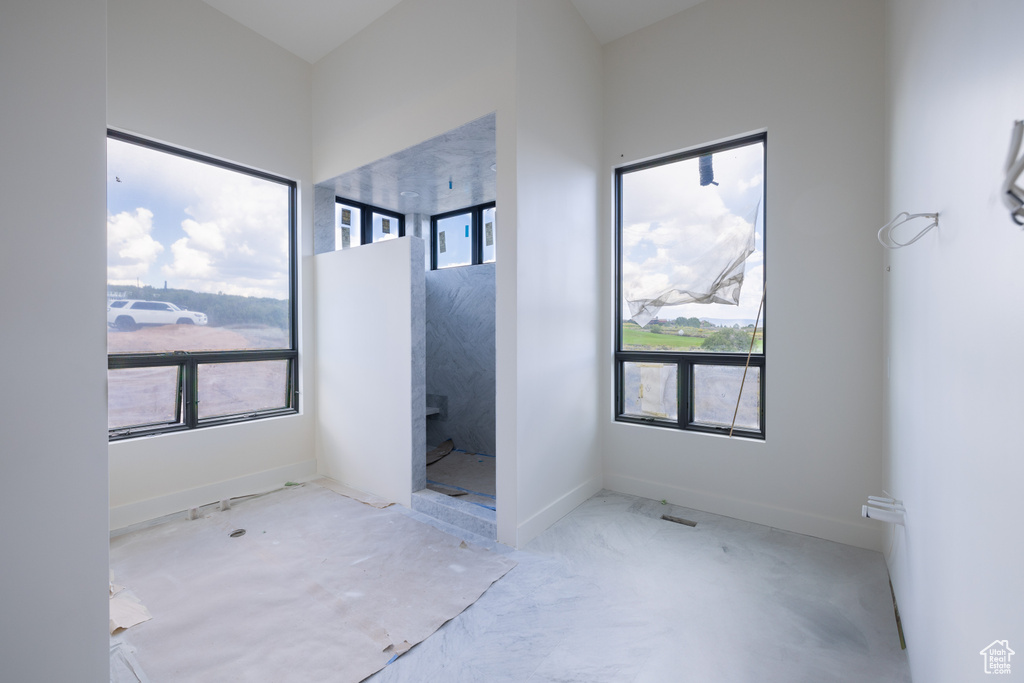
top-left (107, 208), bottom-right (164, 283)
top-left (738, 173), bottom-right (764, 192)
top-left (164, 238), bottom-right (213, 279)
top-left (109, 138), bottom-right (291, 300)
top-left (181, 219), bottom-right (226, 252)
top-left (166, 178), bottom-right (290, 299)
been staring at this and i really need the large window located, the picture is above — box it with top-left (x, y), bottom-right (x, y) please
top-left (615, 134), bottom-right (766, 438)
top-left (107, 131), bottom-right (298, 440)
top-left (430, 202), bottom-right (496, 270)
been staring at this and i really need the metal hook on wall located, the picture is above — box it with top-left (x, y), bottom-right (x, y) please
top-left (1002, 120), bottom-right (1024, 226)
top-left (877, 212), bottom-right (939, 249)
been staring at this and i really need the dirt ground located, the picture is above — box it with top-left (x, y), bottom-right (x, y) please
top-left (107, 324), bottom-right (287, 354)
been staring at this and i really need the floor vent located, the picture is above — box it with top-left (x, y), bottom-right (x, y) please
top-left (661, 514), bottom-right (697, 527)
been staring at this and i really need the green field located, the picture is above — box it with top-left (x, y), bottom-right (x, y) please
top-left (622, 325), bottom-right (764, 352)
top-left (621, 327), bottom-right (706, 349)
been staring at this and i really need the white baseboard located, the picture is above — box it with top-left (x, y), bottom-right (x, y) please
top-left (516, 473), bottom-right (604, 547)
top-left (110, 459), bottom-right (318, 532)
top-left (604, 472), bottom-right (883, 551)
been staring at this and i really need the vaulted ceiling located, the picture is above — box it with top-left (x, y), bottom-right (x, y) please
top-left (201, 0), bottom-right (705, 217)
top-left (202, 0), bottom-right (705, 64)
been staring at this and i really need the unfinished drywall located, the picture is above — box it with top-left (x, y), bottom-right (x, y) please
top-left (426, 264), bottom-right (496, 455)
top-left (884, 1), bottom-right (1024, 680)
top-left (315, 237), bottom-right (425, 508)
top-left (511, 0), bottom-right (605, 544)
top-left (0, 1), bottom-right (109, 679)
top-left (601, 0), bottom-right (887, 549)
top-left (106, 0), bottom-right (317, 528)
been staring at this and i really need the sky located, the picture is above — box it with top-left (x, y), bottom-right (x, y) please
top-left (621, 140), bottom-right (765, 325)
top-left (107, 138), bottom-right (291, 300)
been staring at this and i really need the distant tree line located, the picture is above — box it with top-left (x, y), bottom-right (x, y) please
top-left (109, 285), bottom-right (289, 328)
top-left (700, 327), bottom-right (753, 351)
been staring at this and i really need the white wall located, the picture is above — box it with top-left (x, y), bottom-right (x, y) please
top-left (315, 238), bottom-right (423, 508)
top-left (312, 0), bottom-right (517, 183)
top-left (511, 0), bottom-right (605, 545)
top-left (106, 0), bottom-right (317, 527)
top-left (885, 1), bottom-right (1024, 680)
top-left (602, 0), bottom-right (887, 549)
top-left (0, 1), bottom-right (109, 680)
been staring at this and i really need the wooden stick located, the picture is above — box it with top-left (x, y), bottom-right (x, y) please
top-left (729, 283), bottom-right (765, 437)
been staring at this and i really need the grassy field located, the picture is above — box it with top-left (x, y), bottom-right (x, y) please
top-left (622, 326), bottom-right (764, 352)
top-left (621, 327), bottom-right (705, 349)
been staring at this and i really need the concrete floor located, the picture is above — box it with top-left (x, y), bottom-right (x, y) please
top-left (374, 490), bottom-right (911, 683)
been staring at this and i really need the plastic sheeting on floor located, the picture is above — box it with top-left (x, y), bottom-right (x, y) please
top-left (109, 481), bottom-right (516, 682)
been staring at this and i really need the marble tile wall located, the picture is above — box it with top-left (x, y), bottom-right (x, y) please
top-left (411, 488), bottom-right (496, 539)
top-left (313, 184), bottom-right (336, 255)
top-left (326, 114), bottom-right (496, 218)
top-left (410, 238), bottom-right (427, 491)
top-left (425, 263), bottom-right (496, 455)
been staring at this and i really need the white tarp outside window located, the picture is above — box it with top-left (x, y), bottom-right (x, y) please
top-left (626, 202), bottom-right (759, 327)
top-left (621, 142), bottom-right (765, 332)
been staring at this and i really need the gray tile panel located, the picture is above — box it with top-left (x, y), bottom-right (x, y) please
top-left (409, 238), bottom-right (427, 491)
top-left (313, 184), bottom-right (336, 254)
top-left (425, 263), bottom-right (496, 456)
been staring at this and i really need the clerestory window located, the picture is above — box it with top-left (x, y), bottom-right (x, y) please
top-left (430, 202), bottom-right (496, 270)
top-left (334, 197), bottom-right (405, 249)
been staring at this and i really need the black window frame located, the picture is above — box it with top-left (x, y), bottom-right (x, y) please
top-left (107, 130), bottom-right (299, 442)
top-left (334, 197), bottom-right (405, 248)
top-left (614, 133), bottom-right (767, 439)
top-left (430, 201), bottom-right (496, 270)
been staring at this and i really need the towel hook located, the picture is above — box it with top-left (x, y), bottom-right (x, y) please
top-left (1002, 120), bottom-right (1024, 226)
top-left (878, 212), bottom-right (939, 249)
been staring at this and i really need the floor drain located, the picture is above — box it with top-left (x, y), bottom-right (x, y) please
top-left (661, 514), bottom-right (697, 527)
top-left (229, 529), bottom-right (246, 538)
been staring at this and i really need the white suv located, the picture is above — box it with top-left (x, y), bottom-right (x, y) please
top-left (107, 300), bottom-right (208, 331)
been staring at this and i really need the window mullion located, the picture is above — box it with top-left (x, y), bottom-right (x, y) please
top-left (430, 216), bottom-right (438, 270)
top-left (679, 361), bottom-right (690, 429)
top-left (472, 207), bottom-right (481, 265)
top-left (176, 363), bottom-right (186, 425)
top-left (289, 358), bottom-right (299, 410)
top-left (184, 358), bottom-right (199, 429)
